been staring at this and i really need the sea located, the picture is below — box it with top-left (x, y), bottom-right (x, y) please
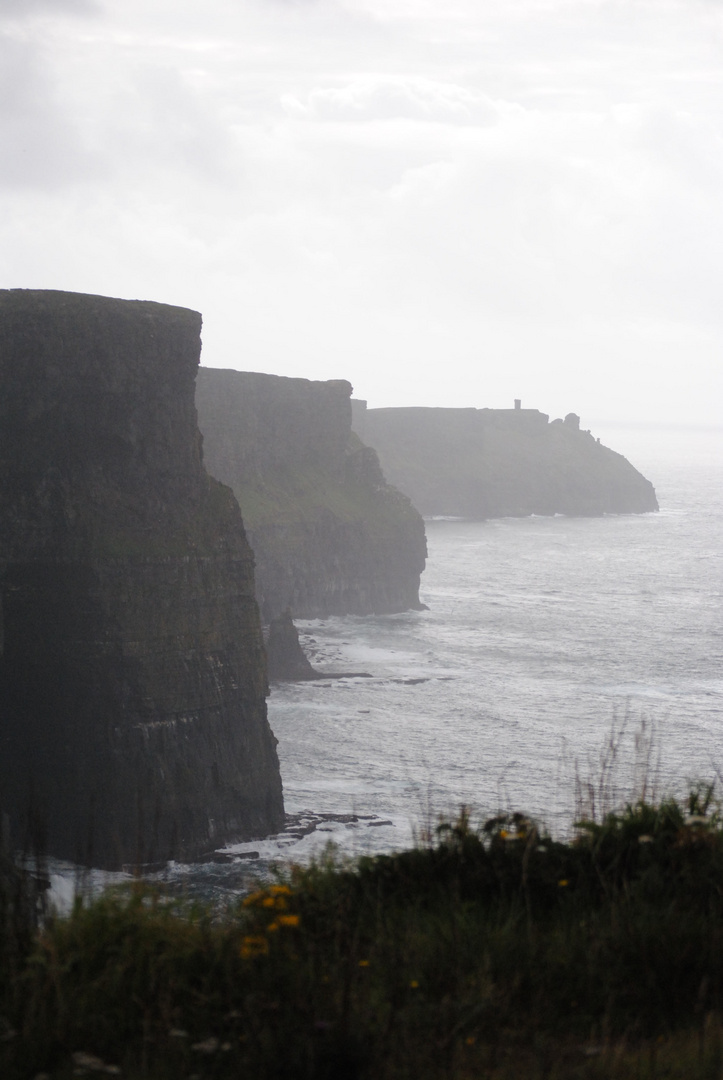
top-left (48, 424), bottom-right (723, 908)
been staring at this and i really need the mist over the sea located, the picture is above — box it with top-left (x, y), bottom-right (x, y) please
top-left (261, 426), bottom-right (723, 854)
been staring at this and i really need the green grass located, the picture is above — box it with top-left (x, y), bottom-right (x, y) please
top-left (236, 468), bottom-right (418, 534)
top-left (5, 789), bottom-right (723, 1078)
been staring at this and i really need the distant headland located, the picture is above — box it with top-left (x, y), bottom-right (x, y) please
top-left (351, 400), bottom-right (658, 518)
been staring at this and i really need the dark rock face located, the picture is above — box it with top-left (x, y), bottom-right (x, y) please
top-left (266, 610), bottom-right (319, 682)
top-left (352, 404), bottom-right (658, 519)
top-left (0, 290), bottom-right (284, 869)
top-left (196, 369), bottom-right (427, 621)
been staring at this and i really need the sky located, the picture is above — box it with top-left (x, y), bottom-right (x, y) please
top-left (1, 0), bottom-right (722, 426)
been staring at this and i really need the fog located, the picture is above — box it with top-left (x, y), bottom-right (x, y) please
top-left (1, 0), bottom-right (722, 426)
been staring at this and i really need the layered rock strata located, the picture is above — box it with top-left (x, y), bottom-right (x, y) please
top-left (196, 369), bottom-right (427, 621)
top-left (0, 290), bottom-right (284, 869)
top-left (352, 404), bottom-right (658, 518)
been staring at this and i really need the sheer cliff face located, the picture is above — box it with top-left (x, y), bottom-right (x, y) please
top-left (0, 290), bottom-right (284, 869)
top-left (195, 369), bottom-right (427, 621)
top-left (352, 405), bottom-right (659, 519)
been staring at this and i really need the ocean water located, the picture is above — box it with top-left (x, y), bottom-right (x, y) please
top-left (222, 425), bottom-right (723, 870)
top-left (47, 425), bottom-right (723, 905)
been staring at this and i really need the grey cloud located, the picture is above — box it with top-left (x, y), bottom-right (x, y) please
top-left (0, 0), bottom-right (98, 17)
top-left (0, 33), bottom-right (100, 189)
top-left (0, 0), bottom-right (721, 426)
top-left (103, 63), bottom-right (241, 186)
top-left (614, 103), bottom-right (723, 190)
top-left (284, 78), bottom-right (497, 125)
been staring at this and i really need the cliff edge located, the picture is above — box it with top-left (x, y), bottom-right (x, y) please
top-left (196, 369), bottom-right (427, 620)
top-left (352, 404), bottom-right (658, 518)
top-left (0, 290), bottom-right (284, 869)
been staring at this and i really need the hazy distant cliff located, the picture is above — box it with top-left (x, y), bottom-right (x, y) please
top-left (0, 290), bottom-right (284, 868)
top-left (352, 404), bottom-right (658, 518)
top-left (196, 369), bottom-right (427, 620)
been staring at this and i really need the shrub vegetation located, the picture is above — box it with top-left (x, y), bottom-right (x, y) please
top-left (4, 788), bottom-right (723, 1078)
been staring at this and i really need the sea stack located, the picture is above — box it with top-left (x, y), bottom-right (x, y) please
top-left (196, 368), bottom-right (427, 621)
top-left (0, 290), bottom-right (284, 869)
top-left (352, 403), bottom-right (658, 518)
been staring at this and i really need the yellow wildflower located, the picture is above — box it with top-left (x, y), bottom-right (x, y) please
top-left (558, 879), bottom-right (569, 887)
top-left (358, 960), bottom-right (370, 968)
top-left (409, 980), bottom-right (419, 989)
top-left (240, 935), bottom-right (269, 959)
top-left (278, 914), bottom-right (300, 928)
top-left (269, 885), bottom-right (292, 897)
top-left (267, 922), bottom-right (279, 933)
top-left (242, 891), bottom-right (266, 908)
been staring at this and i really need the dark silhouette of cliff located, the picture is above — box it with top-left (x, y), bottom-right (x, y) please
top-left (0, 290), bottom-right (284, 869)
top-left (265, 610), bottom-right (320, 681)
top-left (196, 369), bottom-right (427, 621)
top-left (352, 404), bottom-right (658, 518)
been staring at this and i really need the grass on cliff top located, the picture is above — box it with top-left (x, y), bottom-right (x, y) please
top-left (235, 460), bottom-right (419, 534)
top-left (6, 785), bottom-right (723, 1078)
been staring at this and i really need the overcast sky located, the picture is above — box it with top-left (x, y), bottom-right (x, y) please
top-left (1, 0), bottom-right (722, 426)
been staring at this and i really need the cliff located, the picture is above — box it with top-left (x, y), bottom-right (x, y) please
top-left (0, 290), bottom-right (284, 869)
top-left (195, 369), bottom-right (427, 621)
top-left (352, 404), bottom-right (658, 518)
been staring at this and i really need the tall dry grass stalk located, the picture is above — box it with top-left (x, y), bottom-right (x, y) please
top-left (572, 708), bottom-right (663, 825)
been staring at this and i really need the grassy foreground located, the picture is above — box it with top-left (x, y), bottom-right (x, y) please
top-left (5, 790), bottom-right (723, 1078)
